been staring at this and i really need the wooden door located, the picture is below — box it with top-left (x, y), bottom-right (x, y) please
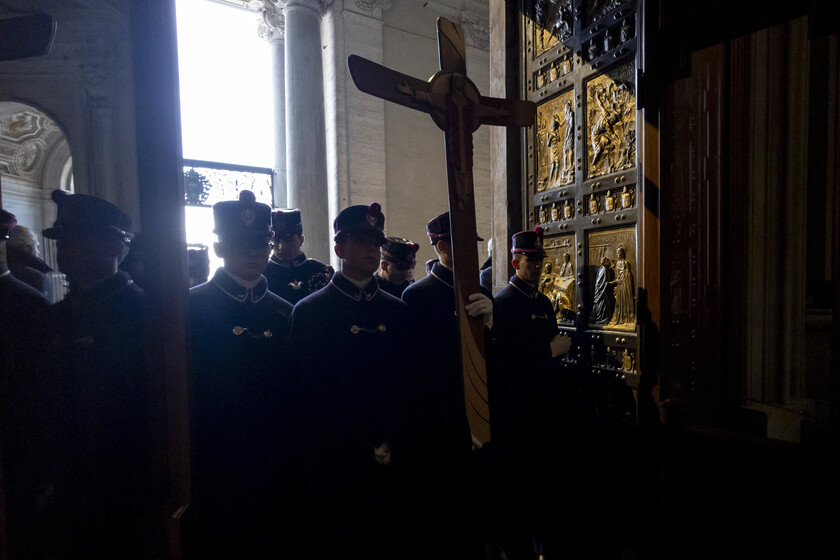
top-left (648, 1), bottom-right (839, 557)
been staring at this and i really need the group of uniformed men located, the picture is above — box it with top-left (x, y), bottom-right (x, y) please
top-left (0, 188), bottom-right (580, 560)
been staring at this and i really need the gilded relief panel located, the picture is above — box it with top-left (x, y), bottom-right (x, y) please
top-left (536, 90), bottom-right (575, 192)
top-left (586, 62), bottom-right (636, 179)
top-left (538, 234), bottom-right (577, 325)
top-left (588, 227), bottom-right (636, 331)
top-left (585, 0), bottom-right (624, 23)
top-left (532, 0), bottom-right (573, 57)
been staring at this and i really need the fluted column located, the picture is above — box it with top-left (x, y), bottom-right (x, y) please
top-left (284, 0), bottom-right (330, 262)
top-left (258, 1), bottom-right (288, 211)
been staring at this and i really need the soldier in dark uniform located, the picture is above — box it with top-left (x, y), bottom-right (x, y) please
top-left (264, 208), bottom-right (333, 304)
top-left (289, 202), bottom-right (409, 556)
top-left (400, 210), bottom-right (498, 559)
top-left (186, 243), bottom-right (210, 287)
top-left (0, 209), bottom-right (51, 558)
top-left (492, 227), bottom-right (572, 559)
top-left (186, 190), bottom-right (294, 558)
top-left (6, 224), bottom-right (54, 300)
top-left (375, 235), bottom-right (419, 298)
top-left (40, 190), bottom-right (153, 559)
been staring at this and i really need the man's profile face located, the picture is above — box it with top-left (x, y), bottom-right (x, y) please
top-left (338, 234), bottom-right (382, 276)
top-left (272, 233), bottom-right (303, 261)
top-left (381, 259), bottom-right (415, 285)
top-left (514, 252), bottom-right (544, 284)
top-left (56, 233), bottom-right (117, 280)
top-left (217, 237), bottom-right (272, 281)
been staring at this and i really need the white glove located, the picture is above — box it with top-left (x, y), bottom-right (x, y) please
top-left (374, 442), bottom-right (391, 466)
top-left (470, 433), bottom-right (484, 450)
top-left (550, 333), bottom-right (572, 357)
top-left (465, 292), bottom-right (493, 329)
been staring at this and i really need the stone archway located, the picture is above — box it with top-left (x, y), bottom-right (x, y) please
top-left (0, 100), bottom-right (72, 297)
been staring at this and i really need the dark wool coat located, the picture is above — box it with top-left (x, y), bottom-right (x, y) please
top-left (289, 272), bottom-right (409, 549)
top-left (187, 268), bottom-right (293, 556)
top-left (263, 252), bottom-right (333, 304)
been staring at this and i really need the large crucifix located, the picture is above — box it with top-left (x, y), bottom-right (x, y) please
top-left (348, 17), bottom-right (535, 444)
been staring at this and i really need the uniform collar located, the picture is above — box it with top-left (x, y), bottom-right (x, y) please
top-left (376, 273), bottom-right (409, 289)
top-left (430, 261), bottom-right (454, 288)
top-left (509, 274), bottom-right (538, 298)
top-left (269, 252), bottom-right (307, 268)
top-left (67, 270), bottom-right (135, 305)
top-left (212, 267), bottom-right (268, 303)
top-left (331, 271), bottom-right (379, 302)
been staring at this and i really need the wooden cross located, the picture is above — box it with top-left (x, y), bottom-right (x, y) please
top-left (348, 17), bottom-right (535, 444)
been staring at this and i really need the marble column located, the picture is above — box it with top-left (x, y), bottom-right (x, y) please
top-left (258, 2), bottom-right (287, 211)
top-left (283, 0), bottom-right (330, 262)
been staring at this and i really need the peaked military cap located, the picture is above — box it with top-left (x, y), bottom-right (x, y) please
top-left (213, 190), bottom-right (273, 239)
top-left (426, 211), bottom-right (451, 244)
top-left (511, 226), bottom-right (546, 257)
top-left (0, 208), bottom-right (17, 239)
top-left (43, 190), bottom-right (135, 241)
top-left (333, 202), bottom-right (385, 242)
top-left (382, 236), bottom-right (420, 267)
top-left (271, 208), bottom-right (303, 238)
top-left (426, 210), bottom-right (484, 244)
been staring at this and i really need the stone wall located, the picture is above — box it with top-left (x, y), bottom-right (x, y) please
top-left (0, 1), bottom-right (140, 228)
top-left (323, 0), bottom-right (491, 268)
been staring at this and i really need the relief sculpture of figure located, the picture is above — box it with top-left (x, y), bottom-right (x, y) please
top-left (559, 252), bottom-right (574, 278)
top-left (591, 256), bottom-right (613, 323)
top-left (556, 252), bottom-right (576, 323)
top-left (603, 31), bottom-right (615, 52)
top-left (621, 186), bottom-right (632, 209)
top-left (610, 245), bottom-right (635, 325)
top-left (622, 348), bottom-right (633, 372)
top-left (589, 87), bottom-right (612, 173)
top-left (620, 18), bottom-right (632, 42)
top-left (589, 193), bottom-right (599, 215)
top-left (588, 38), bottom-right (599, 61)
top-left (547, 114), bottom-right (563, 186)
top-left (562, 100), bottom-right (575, 183)
top-left (605, 190), bottom-right (615, 212)
top-left (611, 83), bottom-right (635, 170)
top-left (539, 205), bottom-right (547, 224)
top-left (553, 1), bottom-right (573, 41)
top-left (590, 82), bottom-right (634, 176)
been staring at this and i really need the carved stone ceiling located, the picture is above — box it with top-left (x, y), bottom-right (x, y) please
top-left (0, 105), bottom-right (65, 182)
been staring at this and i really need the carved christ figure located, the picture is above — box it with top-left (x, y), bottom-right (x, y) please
top-left (556, 251), bottom-right (576, 319)
top-left (610, 245), bottom-right (635, 325)
top-left (547, 114), bottom-right (563, 186)
top-left (590, 86), bottom-right (612, 173)
top-left (562, 100), bottom-right (575, 182)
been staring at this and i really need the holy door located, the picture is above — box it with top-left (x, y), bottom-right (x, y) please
top-left (520, 0), bottom-right (640, 407)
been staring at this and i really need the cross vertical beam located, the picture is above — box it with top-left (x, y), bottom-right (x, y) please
top-left (348, 17), bottom-right (535, 443)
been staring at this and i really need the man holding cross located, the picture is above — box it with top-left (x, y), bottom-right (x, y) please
top-left (347, 15), bottom-right (535, 558)
top-left (400, 210), bottom-right (499, 558)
